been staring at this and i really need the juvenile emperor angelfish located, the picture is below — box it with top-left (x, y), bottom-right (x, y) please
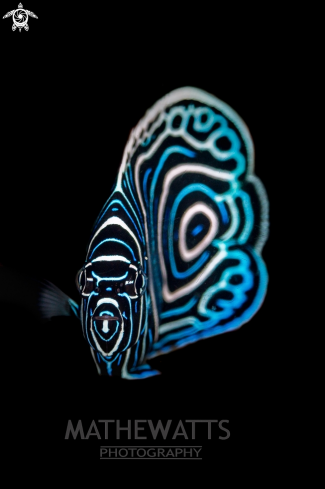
top-left (69, 87), bottom-right (268, 379)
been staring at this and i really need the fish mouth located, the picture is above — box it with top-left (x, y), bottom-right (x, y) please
top-left (92, 315), bottom-right (120, 321)
top-left (90, 303), bottom-right (124, 353)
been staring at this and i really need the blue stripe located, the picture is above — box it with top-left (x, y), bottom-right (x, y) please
top-left (160, 296), bottom-right (198, 319)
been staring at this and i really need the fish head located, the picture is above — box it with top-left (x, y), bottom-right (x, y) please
top-left (76, 253), bottom-right (147, 358)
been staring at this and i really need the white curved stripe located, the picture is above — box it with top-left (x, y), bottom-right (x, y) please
top-left (157, 164), bottom-right (231, 303)
top-left (121, 349), bottom-right (132, 379)
top-left (92, 255), bottom-right (130, 264)
top-left (163, 246), bottom-right (227, 303)
top-left (86, 216), bottom-right (142, 266)
top-left (133, 142), bottom-right (167, 341)
top-left (134, 290), bottom-right (145, 344)
top-left (140, 293), bottom-right (148, 345)
top-left (158, 164), bottom-right (233, 258)
top-left (97, 298), bottom-right (119, 307)
top-left (119, 182), bottom-right (145, 242)
top-left (139, 309), bottom-right (149, 365)
top-left (179, 202), bottom-right (219, 262)
top-left (118, 87), bottom-right (254, 180)
top-left (247, 174), bottom-right (269, 253)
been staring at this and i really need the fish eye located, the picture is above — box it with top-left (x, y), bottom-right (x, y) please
top-left (75, 265), bottom-right (94, 296)
top-left (135, 268), bottom-right (147, 296)
top-left (76, 263), bottom-right (147, 298)
top-left (123, 265), bottom-right (147, 298)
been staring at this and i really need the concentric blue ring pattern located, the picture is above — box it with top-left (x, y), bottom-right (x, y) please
top-left (80, 87), bottom-right (269, 379)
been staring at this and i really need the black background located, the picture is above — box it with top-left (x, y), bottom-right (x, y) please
top-left (0, 2), bottom-right (289, 480)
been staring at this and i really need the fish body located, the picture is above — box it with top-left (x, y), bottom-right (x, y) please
top-left (74, 87), bottom-right (269, 379)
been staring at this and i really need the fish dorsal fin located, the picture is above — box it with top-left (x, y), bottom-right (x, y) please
top-left (117, 87), bottom-right (268, 356)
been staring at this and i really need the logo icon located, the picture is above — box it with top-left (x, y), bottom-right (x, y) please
top-left (3, 3), bottom-right (38, 32)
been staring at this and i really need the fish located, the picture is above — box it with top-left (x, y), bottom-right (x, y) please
top-left (2, 87), bottom-right (269, 379)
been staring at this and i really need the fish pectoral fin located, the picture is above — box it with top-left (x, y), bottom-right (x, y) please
top-left (38, 280), bottom-right (80, 321)
top-left (0, 265), bottom-right (80, 321)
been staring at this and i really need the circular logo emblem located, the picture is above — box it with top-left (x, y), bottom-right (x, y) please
top-left (13, 9), bottom-right (28, 28)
